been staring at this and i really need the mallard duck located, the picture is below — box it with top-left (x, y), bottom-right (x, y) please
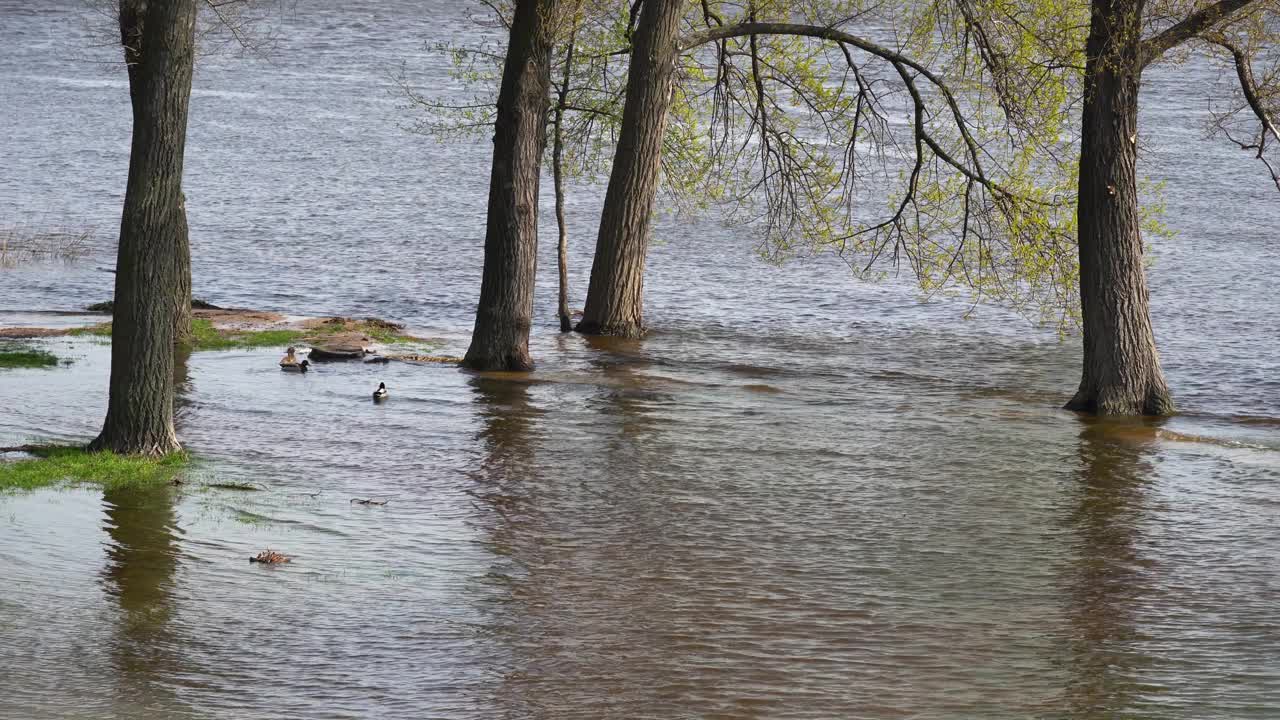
top-left (249, 549), bottom-right (291, 564)
top-left (372, 382), bottom-right (388, 401)
top-left (280, 347), bottom-right (310, 373)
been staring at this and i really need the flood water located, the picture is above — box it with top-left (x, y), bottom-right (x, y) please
top-left (2, 1), bottom-right (1279, 718)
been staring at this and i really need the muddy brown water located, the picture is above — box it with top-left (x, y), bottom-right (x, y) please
top-left (2, 1), bottom-right (1279, 718)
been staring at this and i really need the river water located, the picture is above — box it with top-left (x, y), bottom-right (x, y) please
top-left (1, 1), bottom-right (1278, 718)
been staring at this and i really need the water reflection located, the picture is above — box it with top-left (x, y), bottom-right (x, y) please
top-left (465, 375), bottom-right (542, 717)
top-left (100, 484), bottom-right (185, 716)
top-left (173, 345), bottom-right (193, 430)
top-left (469, 374), bottom-right (541, 481)
top-left (581, 336), bottom-right (666, 441)
top-left (469, 368), bottom-right (696, 719)
top-left (1061, 418), bottom-right (1163, 716)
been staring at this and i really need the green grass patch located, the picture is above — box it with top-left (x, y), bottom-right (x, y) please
top-left (65, 318), bottom-right (436, 352)
top-left (69, 322), bottom-right (113, 337)
top-left (189, 318), bottom-right (305, 350)
top-left (0, 446), bottom-right (189, 492)
top-left (0, 348), bottom-right (59, 369)
top-left (74, 319), bottom-right (307, 350)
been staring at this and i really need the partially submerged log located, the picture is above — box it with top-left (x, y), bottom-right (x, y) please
top-left (306, 342), bottom-right (368, 361)
top-left (387, 353), bottom-right (464, 364)
top-left (85, 297), bottom-right (222, 313)
top-left (0, 328), bottom-right (65, 338)
top-left (250, 549), bottom-right (291, 564)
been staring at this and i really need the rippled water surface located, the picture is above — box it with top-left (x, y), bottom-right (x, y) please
top-left (2, 1), bottom-right (1279, 718)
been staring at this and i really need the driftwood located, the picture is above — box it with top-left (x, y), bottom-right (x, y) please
top-left (350, 498), bottom-right (388, 506)
top-left (206, 481), bottom-right (265, 491)
top-left (386, 354), bottom-right (464, 364)
top-left (249, 549), bottom-right (291, 564)
top-left (307, 345), bottom-right (367, 361)
top-left (86, 297), bottom-right (222, 313)
top-left (0, 328), bottom-right (65, 338)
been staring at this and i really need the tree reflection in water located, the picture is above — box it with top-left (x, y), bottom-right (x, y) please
top-left (467, 362), bottom-right (692, 720)
top-left (1062, 417), bottom-right (1165, 716)
top-left (100, 346), bottom-right (191, 715)
top-left (100, 482), bottom-right (185, 715)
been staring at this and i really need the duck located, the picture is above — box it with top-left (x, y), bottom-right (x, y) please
top-left (372, 382), bottom-right (388, 402)
top-left (280, 346), bottom-right (310, 373)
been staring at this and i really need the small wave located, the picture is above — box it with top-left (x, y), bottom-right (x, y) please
top-left (1155, 428), bottom-right (1279, 452)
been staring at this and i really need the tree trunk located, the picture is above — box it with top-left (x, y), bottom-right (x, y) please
top-left (1066, 0), bottom-right (1174, 416)
top-left (553, 35), bottom-right (576, 333)
top-left (174, 230), bottom-right (192, 345)
top-left (576, 0), bottom-right (683, 338)
top-left (462, 0), bottom-right (559, 371)
top-left (91, 0), bottom-right (197, 456)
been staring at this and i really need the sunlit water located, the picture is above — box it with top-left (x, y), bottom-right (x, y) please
top-left (2, 2), bottom-right (1279, 718)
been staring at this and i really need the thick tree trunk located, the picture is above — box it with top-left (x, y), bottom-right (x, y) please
top-left (462, 0), bottom-right (559, 370)
top-left (1066, 0), bottom-right (1173, 416)
top-left (576, 0), bottom-right (683, 338)
top-left (91, 0), bottom-right (197, 456)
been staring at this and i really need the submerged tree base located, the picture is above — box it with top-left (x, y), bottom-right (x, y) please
top-left (461, 350), bottom-right (534, 372)
top-left (573, 319), bottom-right (645, 339)
top-left (88, 429), bottom-right (183, 459)
top-left (0, 445), bottom-right (189, 492)
top-left (1065, 383), bottom-right (1175, 417)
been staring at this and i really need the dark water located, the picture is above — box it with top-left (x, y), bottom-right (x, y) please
top-left (1, 2), bottom-right (1279, 718)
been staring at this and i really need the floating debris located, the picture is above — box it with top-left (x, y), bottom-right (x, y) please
top-left (362, 317), bottom-right (405, 332)
top-left (350, 498), bottom-right (388, 506)
top-left (250, 549), bottom-right (291, 564)
top-left (207, 481), bottom-right (265, 491)
top-left (387, 354), bottom-right (464, 364)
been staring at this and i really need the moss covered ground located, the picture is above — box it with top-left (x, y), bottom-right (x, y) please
top-left (0, 445), bottom-right (188, 492)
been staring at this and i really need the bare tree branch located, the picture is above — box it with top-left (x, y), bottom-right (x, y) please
top-left (1209, 37), bottom-right (1280, 190)
top-left (1140, 0), bottom-right (1259, 67)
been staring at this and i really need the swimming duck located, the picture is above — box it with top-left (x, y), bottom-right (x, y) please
top-left (280, 359), bottom-right (310, 373)
top-left (372, 382), bottom-right (388, 401)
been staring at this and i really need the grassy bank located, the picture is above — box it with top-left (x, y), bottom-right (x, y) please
top-left (68, 323), bottom-right (112, 338)
top-left (189, 318), bottom-right (305, 349)
top-left (0, 348), bottom-right (59, 368)
top-left (70, 318), bottom-right (429, 351)
top-left (0, 445), bottom-right (188, 492)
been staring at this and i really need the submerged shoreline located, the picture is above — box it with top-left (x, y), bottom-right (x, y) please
top-left (0, 306), bottom-right (463, 363)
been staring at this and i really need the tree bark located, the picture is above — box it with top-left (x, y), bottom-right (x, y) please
top-left (92, 0), bottom-right (197, 456)
top-left (462, 0), bottom-right (559, 370)
top-left (576, 0), bottom-right (683, 338)
top-left (553, 34), bottom-right (576, 333)
top-left (1066, 0), bottom-right (1174, 416)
